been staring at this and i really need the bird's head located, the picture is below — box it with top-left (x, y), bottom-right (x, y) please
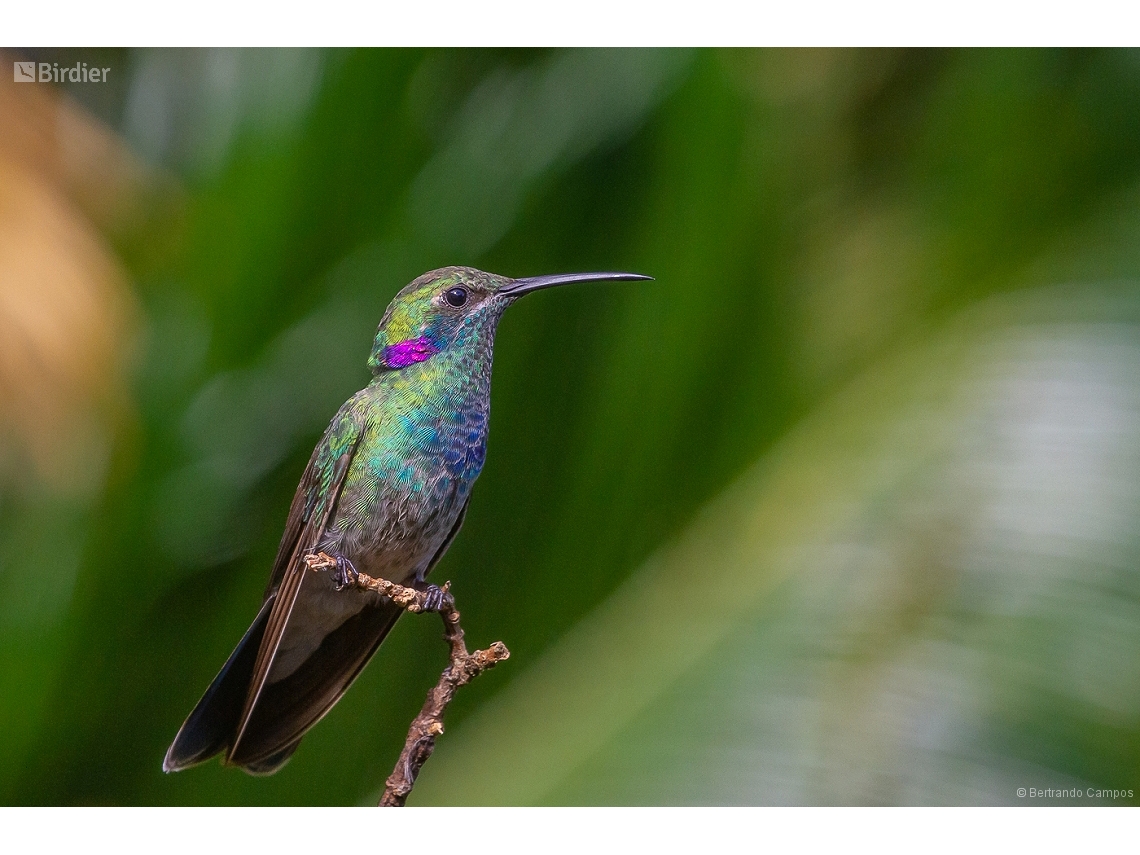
top-left (367, 266), bottom-right (650, 373)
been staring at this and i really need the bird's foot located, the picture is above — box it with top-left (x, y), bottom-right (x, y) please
top-left (332, 554), bottom-right (360, 592)
top-left (414, 582), bottom-right (452, 613)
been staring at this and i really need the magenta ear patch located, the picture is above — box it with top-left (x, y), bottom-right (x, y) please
top-left (384, 336), bottom-right (440, 367)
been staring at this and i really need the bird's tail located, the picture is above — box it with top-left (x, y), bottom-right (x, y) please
top-left (238, 738), bottom-right (302, 775)
top-left (163, 596), bottom-right (275, 774)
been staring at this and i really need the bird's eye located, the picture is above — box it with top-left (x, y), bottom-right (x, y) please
top-left (444, 287), bottom-right (469, 308)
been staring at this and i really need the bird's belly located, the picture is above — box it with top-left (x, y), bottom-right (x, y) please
top-left (266, 489), bottom-right (466, 685)
top-left (332, 477), bottom-right (468, 581)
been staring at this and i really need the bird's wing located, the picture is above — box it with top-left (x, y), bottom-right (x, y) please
top-left (262, 405), bottom-right (363, 600)
top-left (229, 403), bottom-right (365, 759)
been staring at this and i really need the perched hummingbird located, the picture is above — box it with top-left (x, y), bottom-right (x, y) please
top-left (164, 266), bottom-right (650, 775)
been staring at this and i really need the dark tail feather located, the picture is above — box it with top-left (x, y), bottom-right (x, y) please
top-left (227, 599), bottom-right (403, 769)
top-left (238, 738), bottom-right (302, 776)
top-left (163, 596), bottom-right (275, 773)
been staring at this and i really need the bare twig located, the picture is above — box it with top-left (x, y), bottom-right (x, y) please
top-left (304, 551), bottom-right (510, 807)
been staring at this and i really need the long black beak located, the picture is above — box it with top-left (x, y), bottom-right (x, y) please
top-left (502, 271), bottom-right (652, 298)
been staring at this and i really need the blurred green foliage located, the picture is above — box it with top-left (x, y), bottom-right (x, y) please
top-left (2, 48), bottom-right (1140, 805)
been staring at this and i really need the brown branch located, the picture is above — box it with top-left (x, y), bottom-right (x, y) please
top-left (304, 551), bottom-right (510, 807)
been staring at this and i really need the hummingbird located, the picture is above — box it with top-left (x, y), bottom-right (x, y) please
top-left (163, 266), bottom-right (650, 775)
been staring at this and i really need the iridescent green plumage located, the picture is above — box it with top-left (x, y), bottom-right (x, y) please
top-left (164, 266), bottom-right (650, 775)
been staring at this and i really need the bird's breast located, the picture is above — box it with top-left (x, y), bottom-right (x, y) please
top-left (323, 393), bottom-right (489, 581)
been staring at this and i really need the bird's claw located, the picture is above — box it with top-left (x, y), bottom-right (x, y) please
top-left (332, 555), bottom-right (360, 592)
top-left (418, 583), bottom-right (448, 612)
